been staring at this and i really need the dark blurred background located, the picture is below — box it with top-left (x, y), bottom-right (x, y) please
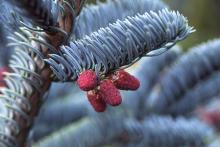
top-left (87, 0), bottom-right (220, 50)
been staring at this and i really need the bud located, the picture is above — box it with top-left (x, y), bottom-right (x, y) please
top-left (99, 79), bottom-right (122, 106)
top-left (77, 70), bottom-right (98, 91)
top-left (111, 70), bottom-right (140, 90)
top-left (87, 90), bottom-right (106, 112)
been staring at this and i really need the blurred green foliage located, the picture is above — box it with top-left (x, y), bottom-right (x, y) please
top-left (86, 0), bottom-right (220, 50)
top-left (165, 0), bottom-right (220, 50)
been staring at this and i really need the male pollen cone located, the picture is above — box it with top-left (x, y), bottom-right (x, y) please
top-left (111, 70), bottom-right (140, 90)
top-left (99, 79), bottom-right (122, 106)
top-left (77, 70), bottom-right (98, 91)
top-left (87, 90), bottom-right (106, 112)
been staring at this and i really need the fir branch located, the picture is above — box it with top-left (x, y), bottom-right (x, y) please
top-left (33, 111), bottom-right (125, 147)
top-left (0, 0), bottom-right (85, 146)
top-left (43, 82), bottom-right (78, 104)
top-left (6, 0), bottom-right (60, 28)
top-left (46, 9), bottom-right (194, 82)
top-left (73, 0), bottom-right (167, 39)
top-left (167, 71), bottom-right (220, 116)
top-left (125, 116), bottom-right (214, 147)
top-left (146, 39), bottom-right (220, 113)
top-left (30, 91), bottom-right (88, 142)
top-left (24, 47), bottom-right (181, 143)
top-left (28, 47), bottom-right (181, 142)
top-left (37, 92), bottom-right (88, 126)
top-left (33, 114), bottom-right (214, 147)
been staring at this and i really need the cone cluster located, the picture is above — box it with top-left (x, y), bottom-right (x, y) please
top-left (77, 70), bottom-right (140, 112)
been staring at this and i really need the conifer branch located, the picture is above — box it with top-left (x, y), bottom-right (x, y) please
top-left (33, 114), bottom-right (214, 147)
top-left (7, 0), bottom-right (60, 28)
top-left (0, 0), bottom-right (85, 146)
top-left (46, 9), bottom-right (194, 82)
top-left (73, 0), bottom-right (167, 39)
top-left (146, 39), bottom-right (220, 113)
